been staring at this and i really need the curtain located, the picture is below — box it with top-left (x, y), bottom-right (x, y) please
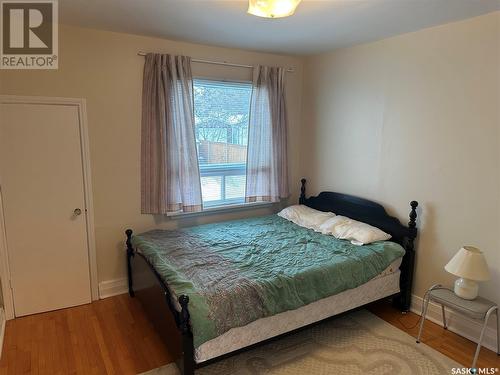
top-left (246, 65), bottom-right (289, 203)
top-left (141, 53), bottom-right (202, 214)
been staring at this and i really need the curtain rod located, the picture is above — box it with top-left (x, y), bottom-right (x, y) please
top-left (137, 51), bottom-right (294, 73)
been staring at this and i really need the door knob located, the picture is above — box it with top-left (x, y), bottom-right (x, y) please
top-left (73, 208), bottom-right (82, 216)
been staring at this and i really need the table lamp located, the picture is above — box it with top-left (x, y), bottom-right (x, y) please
top-left (444, 246), bottom-right (490, 300)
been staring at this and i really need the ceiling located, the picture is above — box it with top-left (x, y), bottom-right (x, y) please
top-left (59, 0), bottom-right (500, 55)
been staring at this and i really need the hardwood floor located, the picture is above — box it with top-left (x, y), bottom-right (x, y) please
top-left (368, 299), bottom-right (500, 369)
top-left (0, 295), bottom-right (498, 374)
top-left (0, 294), bottom-right (174, 375)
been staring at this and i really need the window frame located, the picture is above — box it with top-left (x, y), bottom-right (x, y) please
top-left (193, 77), bottom-right (253, 210)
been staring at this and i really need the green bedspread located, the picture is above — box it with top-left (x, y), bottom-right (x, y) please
top-left (132, 215), bottom-right (405, 348)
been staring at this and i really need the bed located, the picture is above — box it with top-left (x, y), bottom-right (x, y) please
top-left (125, 179), bottom-right (418, 374)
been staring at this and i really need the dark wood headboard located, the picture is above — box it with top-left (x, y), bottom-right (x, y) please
top-left (299, 178), bottom-right (418, 312)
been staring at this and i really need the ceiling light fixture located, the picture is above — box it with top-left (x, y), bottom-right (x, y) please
top-left (248, 0), bottom-right (302, 18)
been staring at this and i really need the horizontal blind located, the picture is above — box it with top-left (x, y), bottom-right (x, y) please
top-left (193, 79), bottom-right (252, 206)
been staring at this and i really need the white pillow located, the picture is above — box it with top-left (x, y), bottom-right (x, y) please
top-left (278, 205), bottom-right (335, 231)
top-left (319, 215), bottom-right (391, 245)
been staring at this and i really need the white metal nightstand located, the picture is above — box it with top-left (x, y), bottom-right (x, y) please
top-left (416, 284), bottom-right (499, 368)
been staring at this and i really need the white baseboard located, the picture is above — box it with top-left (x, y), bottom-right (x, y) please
top-left (98, 278), bottom-right (128, 299)
top-left (411, 293), bottom-right (498, 353)
top-left (0, 307), bottom-right (5, 358)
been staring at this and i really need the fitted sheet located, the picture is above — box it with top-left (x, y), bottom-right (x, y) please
top-left (132, 215), bottom-right (405, 349)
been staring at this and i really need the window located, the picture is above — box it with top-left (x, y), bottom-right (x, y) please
top-left (194, 79), bottom-right (252, 208)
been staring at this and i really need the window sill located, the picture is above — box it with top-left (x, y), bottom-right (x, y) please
top-left (167, 201), bottom-right (277, 218)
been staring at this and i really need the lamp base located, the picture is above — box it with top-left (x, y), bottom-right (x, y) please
top-left (454, 277), bottom-right (478, 300)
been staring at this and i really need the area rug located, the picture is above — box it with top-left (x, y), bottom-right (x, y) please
top-left (140, 309), bottom-right (460, 375)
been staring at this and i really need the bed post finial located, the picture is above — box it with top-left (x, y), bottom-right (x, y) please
top-left (178, 295), bottom-right (190, 333)
top-left (179, 295), bottom-right (195, 375)
top-left (125, 229), bottom-right (135, 297)
top-left (408, 201), bottom-right (418, 240)
top-left (126, 229), bottom-right (133, 249)
top-left (299, 178), bottom-right (307, 204)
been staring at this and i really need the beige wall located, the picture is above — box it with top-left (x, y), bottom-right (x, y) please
top-left (1, 13), bottom-right (498, 306)
top-left (302, 12), bottom-right (500, 303)
top-left (0, 25), bottom-right (304, 285)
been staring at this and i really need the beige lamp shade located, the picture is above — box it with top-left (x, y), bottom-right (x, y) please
top-left (248, 0), bottom-right (302, 18)
top-left (444, 246), bottom-right (491, 281)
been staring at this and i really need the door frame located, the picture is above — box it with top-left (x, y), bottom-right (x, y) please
top-left (0, 95), bottom-right (98, 319)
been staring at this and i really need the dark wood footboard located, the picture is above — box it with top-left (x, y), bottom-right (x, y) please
top-left (126, 232), bottom-right (195, 374)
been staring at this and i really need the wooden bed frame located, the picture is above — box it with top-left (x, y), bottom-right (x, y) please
top-left (125, 179), bottom-right (418, 374)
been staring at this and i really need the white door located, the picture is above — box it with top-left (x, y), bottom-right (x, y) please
top-left (0, 100), bottom-right (92, 316)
